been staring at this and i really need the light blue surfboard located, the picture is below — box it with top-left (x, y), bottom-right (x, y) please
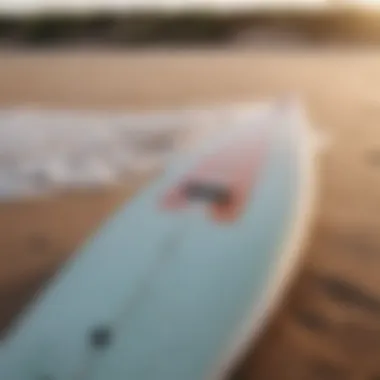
top-left (0, 101), bottom-right (317, 380)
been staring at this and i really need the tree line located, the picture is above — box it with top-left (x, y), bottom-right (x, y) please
top-left (1, 9), bottom-right (380, 47)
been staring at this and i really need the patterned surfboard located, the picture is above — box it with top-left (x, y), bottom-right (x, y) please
top-left (0, 100), bottom-right (318, 380)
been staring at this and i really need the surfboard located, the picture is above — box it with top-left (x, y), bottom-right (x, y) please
top-left (0, 99), bottom-right (319, 380)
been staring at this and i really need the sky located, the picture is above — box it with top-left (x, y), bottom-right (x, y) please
top-left (0, 0), bottom-right (378, 14)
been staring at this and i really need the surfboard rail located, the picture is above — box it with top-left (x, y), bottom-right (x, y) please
top-left (0, 98), bottom-right (322, 380)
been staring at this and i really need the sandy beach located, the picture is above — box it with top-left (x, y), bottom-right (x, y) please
top-left (1, 48), bottom-right (380, 379)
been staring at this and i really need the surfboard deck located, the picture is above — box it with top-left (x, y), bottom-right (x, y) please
top-left (0, 99), bottom-right (319, 380)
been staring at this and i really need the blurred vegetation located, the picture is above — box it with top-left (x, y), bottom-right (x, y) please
top-left (1, 9), bottom-right (380, 47)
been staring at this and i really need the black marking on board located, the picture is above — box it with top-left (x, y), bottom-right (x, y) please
top-left (90, 326), bottom-right (113, 349)
top-left (184, 181), bottom-right (232, 204)
top-left (314, 274), bottom-right (380, 316)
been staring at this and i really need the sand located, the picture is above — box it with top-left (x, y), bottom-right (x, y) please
top-left (1, 48), bottom-right (380, 379)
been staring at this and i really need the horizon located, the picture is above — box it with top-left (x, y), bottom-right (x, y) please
top-left (0, 0), bottom-right (357, 16)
